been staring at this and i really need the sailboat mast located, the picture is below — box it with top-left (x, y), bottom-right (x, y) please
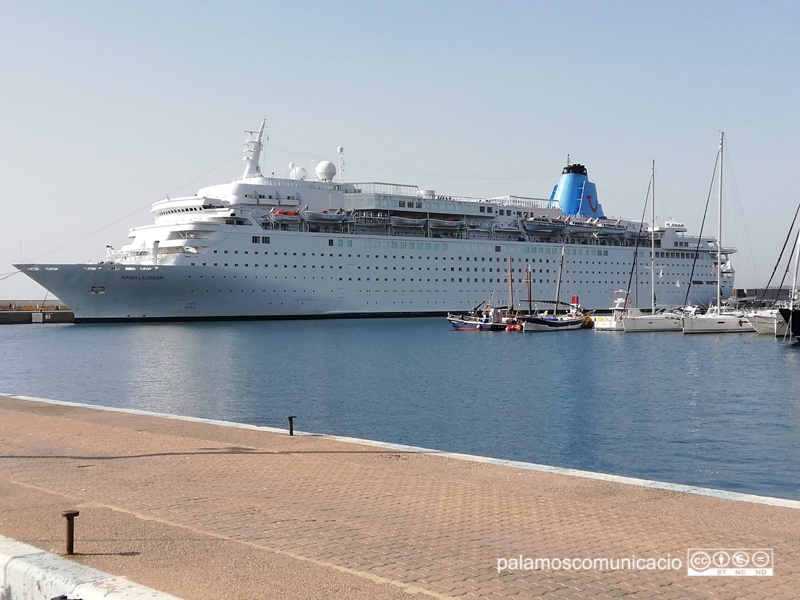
top-left (508, 256), bottom-right (514, 312)
top-left (717, 131), bottom-right (724, 309)
top-left (527, 264), bottom-right (532, 314)
top-left (650, 160), bottom-right (656, 314)
top-left (792, 234), bottom-right (800, 311)
top-left (555, 246), bottom-right (565, 313)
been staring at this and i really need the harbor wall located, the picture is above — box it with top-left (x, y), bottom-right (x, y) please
top-left (0, 311), bottom-right (73, 325)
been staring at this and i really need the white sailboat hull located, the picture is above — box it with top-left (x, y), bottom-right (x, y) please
top-left (623, 313), bottom-right (683, 332)
top-left (747, 312), bottom-right (789, 337)
top-left (682, 313), bottom-right (755, 334)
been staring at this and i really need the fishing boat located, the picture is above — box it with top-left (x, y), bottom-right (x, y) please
top-left (520, 247), bottom-right (590, 331)
top-left (521, 308), bottom-right (587, 331)
top-left (447, 301), bottom-right (511, 331)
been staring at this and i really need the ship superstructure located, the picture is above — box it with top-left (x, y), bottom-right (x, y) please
top-left (16, 121), bottom-right (735, 322)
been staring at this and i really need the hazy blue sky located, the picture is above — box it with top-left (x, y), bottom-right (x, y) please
top-left (2, 1), bottom-right (799, 298)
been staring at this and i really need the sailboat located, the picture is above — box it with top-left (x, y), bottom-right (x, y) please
top-left (521, 247), bottom-right (587, 331)
top-left (746, 205), bottom-right (799, 337)
top-left (682, 132), bottom-right (754, 334)
top-left (778, 234), bottom-right (800, 341)
top-left (623, 161), bottom-right (682, 332)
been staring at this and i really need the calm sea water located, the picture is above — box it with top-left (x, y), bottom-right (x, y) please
top-left (2, 319), bottom-right (799, 500)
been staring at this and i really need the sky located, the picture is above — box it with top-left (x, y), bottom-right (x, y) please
top-left (2, 0), bottom-right (799, 298)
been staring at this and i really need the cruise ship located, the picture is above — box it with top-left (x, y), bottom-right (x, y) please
top-left (15, 121), bottom-right (735, 322)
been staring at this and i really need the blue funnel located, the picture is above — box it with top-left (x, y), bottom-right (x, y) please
top-left (549, 164), bottom-right (605, 218)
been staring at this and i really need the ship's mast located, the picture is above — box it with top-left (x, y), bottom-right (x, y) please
top-left (508, 256), bottom-right (514, 311)
top-left (527, 264), bottom-right (532, 315)
top-left (650, 160), bottom-right (656, 314)
top-left (555, 246), bottom-right (565, 313)
top-left (717, 131), bottom-right (724, 310)
top-left (792, 233), bottom-right (800, 311)
top-left (242, 119), bottom-right (268, 179)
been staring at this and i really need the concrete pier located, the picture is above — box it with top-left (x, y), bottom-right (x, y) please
top-left (0, 310), bottom-right (74, 324)
top-left (0, 395), bottom-right (797, 599)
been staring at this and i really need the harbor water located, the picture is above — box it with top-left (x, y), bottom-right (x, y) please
top-left (1, 318), bottom-right (799, 500)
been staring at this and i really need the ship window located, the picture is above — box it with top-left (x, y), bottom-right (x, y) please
top-left (399, 201), bottom-right (406, 207)
top-left (329, 239), bottom-right (334, 246)
top-left (252, 236), bottom-right (260, 243)
top-left (495, 246), bottom-right (501, 252)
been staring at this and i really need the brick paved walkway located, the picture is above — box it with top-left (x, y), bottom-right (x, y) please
top-left (0, 395), bottom-right (797, 599)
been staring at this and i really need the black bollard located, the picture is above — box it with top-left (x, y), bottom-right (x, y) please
top-left (286, 415), bottom-right (296, 436)
top-left (61, 510), bottom-right (80, 555)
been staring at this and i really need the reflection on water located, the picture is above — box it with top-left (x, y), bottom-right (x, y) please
top-left (2, 319), bottom-right (799, 499)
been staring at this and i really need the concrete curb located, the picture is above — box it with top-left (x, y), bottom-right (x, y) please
top-left (0, 535), bottom-right (180, 600)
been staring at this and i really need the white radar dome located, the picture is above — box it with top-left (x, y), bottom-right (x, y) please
top-left (337, 146), bottom-right (344, 154)
top-left (290, 166), bottom-right (308, 180)
top-left (315, 160), bottom-right (337, 182)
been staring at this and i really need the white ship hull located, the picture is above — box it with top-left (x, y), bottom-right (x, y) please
top-left (16, 229), bottom-right (727, 322)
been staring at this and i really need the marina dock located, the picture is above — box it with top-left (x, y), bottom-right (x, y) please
top-left (0, 394), bottom-right (798, 599)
